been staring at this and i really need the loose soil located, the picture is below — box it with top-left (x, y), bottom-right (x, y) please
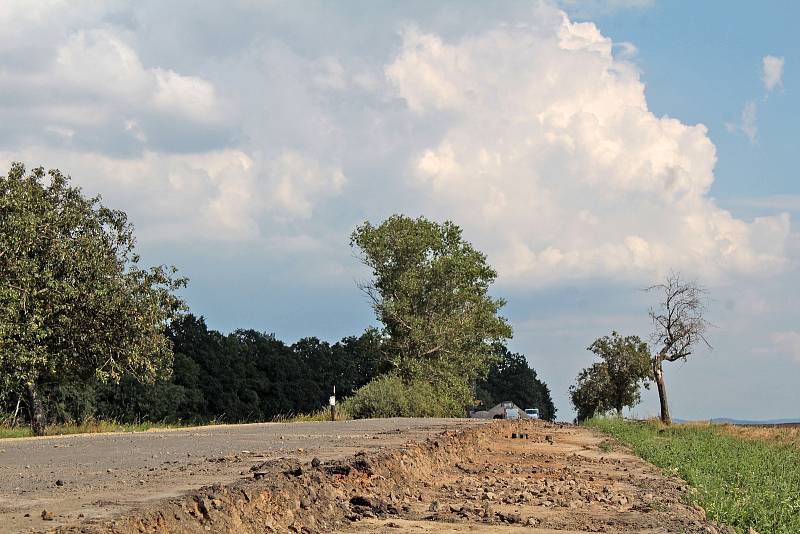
top-left (1, 419), bottom-right (735, 533)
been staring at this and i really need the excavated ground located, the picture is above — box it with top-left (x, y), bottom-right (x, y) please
top-left (51, 420), bottom-right (732, 533)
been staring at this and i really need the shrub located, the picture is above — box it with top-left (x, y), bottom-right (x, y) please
top-left (343, 374), bottom-right (461, 418)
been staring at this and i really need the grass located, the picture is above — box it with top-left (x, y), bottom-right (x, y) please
top-left (587, 417), bottom-right (800, 534)
top-left (0, 406), bottom-right (356, 439)
top-left (273, 405), bottom-right (352, 423)
top-left (0, 419), bottom-right (185, 439)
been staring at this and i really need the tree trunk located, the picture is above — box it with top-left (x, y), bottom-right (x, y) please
top-left (27, 383), bottom-right (47, 436)
top-left (652, 357), bottom-right (671, 425)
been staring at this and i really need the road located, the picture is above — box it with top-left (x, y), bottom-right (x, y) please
top-left (0, 418), bottom-right (484, 532)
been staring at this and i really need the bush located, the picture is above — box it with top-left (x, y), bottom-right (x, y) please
top-left (343, 374), bottom-right (461, 418)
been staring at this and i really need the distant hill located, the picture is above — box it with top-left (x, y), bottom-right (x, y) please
top-left (709, 417), bottom-right (800, 426)
top-left (671, 417), bottom-right (800, 425)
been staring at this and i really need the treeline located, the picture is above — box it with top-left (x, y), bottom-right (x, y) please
top-left (1, 314), bottom-right (555, 425)
top-left (2, 165), bottom-right (556, 432)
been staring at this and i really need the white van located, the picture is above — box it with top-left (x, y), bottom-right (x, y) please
top-left (525, 408), bottom-right (540, 419)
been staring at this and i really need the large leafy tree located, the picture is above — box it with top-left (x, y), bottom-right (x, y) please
top-left (0, 163), bottom-right (186, 434)
top-left (351, 215), bottom-right (512, 410)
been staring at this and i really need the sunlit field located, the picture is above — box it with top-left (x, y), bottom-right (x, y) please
top-left (588, 418), bottom-right (800, 534)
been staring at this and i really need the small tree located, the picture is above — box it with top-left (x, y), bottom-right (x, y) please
top-left (647, 272), bottom-right (711, 425)
top-left (569, 363), bottom-right (611, 423)
top-left (0, 164), bottom-right (186, 435)
top-left (350, 215), bottom-right (512, 410)
top-left (570, 332), bottom-right (651, 422)
top-left (587, 332), bottom-right (652, 416)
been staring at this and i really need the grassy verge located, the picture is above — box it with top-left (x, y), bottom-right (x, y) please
top-left (0, 420), bottom-right (184, 439)
top-left (587, 417), bottom-right (800, 534)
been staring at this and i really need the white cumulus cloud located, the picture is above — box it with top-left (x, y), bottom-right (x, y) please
top-left (386, 9), bottom-right (790, 286)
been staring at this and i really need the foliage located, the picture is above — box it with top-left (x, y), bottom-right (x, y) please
top-left (1, 314), bottom-right (387, 426)
top-left (351, 215), bottom-right (512, 409)
top-left (343, 374), bottom-right (459, 419)
top-left (0, 163), bottom-right (186, 433)
top-left (588, 332), bottom-right (652, 414)
top-left (570, 332), bottom-right (651, 421)
top-left (588, 418), bottom-right (800, 534)
top-left (475, 344), bottom-right (556, 421)
top-left (569, 363), bottom-right (612, 422)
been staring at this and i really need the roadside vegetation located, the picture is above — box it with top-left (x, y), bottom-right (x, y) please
top-left (588, 417), bottom-right (800, 534)
top-left (0, 418), bottom-right (179, 439)
top-left (1, 164), bottom-right (555, 436)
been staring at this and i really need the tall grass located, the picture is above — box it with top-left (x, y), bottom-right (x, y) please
top-left (588, 417), bottom-right (800, 534)
top-left (0, 417), bottom-right (185, 439)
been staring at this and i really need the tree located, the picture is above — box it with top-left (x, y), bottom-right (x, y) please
top-left (569, 363), bottom-right (611, 423)
top-left (647, 272), bottom-right (711, 425)
top-left (0, 163), bottom-right (186, 434)
top-left (587, 332), bottom-right (652, 416)
top-left (476, 344), bottom-right (556, 421)
top-left (350, 215), bottom-right (512, 410)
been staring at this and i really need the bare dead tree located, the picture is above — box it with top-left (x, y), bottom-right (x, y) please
top-left (647, 272), bottom-right (711, 424)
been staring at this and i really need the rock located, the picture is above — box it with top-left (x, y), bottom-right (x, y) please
top-left (55, 479), bottom-right (64, 486)
top-left (349, 496), bottom-right (373, 508)
top-left (311, 457), bottom-right (321, 468)
top-left (428, 500), bottom-right (441, 512)
top-left (41, 510), bottom-right (54, 521)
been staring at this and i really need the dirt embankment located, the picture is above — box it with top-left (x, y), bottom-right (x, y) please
top-left (61, 421), bottom-right (732, 534)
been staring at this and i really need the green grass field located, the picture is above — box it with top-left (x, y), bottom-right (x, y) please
top-left (588, 417), bottom-right (800, 534)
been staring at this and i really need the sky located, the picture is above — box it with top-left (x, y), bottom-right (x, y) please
top-left (1, 0), bottom-right (797, 421)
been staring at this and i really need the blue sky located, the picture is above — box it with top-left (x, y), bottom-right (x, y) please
top-left (1, 0), bottom-right (796, 420)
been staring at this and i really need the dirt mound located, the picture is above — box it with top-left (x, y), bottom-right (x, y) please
top-left (55, 421), bottom-right (733, 533)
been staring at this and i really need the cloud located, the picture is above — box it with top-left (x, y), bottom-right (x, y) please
top-left (386, 11), bottom-right (790, 286)
top-left (726, 100), bottom-right (758, 143)
top-left (772, 332), bottom-right (800, 363)
top-left (0, 147), bottom-right (346, 241)
top-left (762, 55), bottom-right (785, 92)
top-left (0, 1), bottom-right (792, 290)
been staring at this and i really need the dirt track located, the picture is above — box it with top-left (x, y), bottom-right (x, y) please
top-left (1, 419), bottom-right (731, 533)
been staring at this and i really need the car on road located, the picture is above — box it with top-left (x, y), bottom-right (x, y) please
top-left (525, 408), bottom-right (540, 419)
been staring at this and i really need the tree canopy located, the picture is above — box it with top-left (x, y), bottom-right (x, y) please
top-left (570, 332), bottom-right (652, 421)
top-left (350, 215), bottom-right (512, 410)
top-left (0, 163), bottom-right (186, 434)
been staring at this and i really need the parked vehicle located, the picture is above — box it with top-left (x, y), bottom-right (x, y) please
top-left (492, 401), bottom-right (520, 420)
top-left (525, 408), bottom-right (540, 419)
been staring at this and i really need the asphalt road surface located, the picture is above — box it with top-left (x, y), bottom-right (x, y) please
top-left (0, 418), bottom-right (485, 532)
